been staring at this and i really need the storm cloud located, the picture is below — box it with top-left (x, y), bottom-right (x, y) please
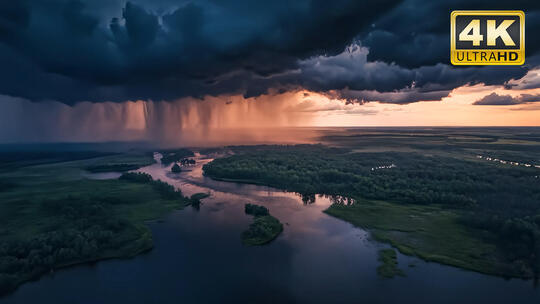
top-left (359, 1), bottom-right (540, 68)
top-left (473, 92), bottom-right (540, 105)
top-left (0, 0), bottom-right (539, 104)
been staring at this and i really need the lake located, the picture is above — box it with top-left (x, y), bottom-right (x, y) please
top-left (1, 153), bottom-right (539, 303)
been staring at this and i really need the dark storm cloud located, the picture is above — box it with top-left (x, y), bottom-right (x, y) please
top-left (259, 45), bottom-right (529, 103)
top-left (520, 93), bottom-right (540, 102)
top-left (473, 93), bottom-right (521, 105)
top-left (296, 45), bottom-right (528, 94)
top-left (360, 0), bottom-right (540, 68)
top-left (0, 0), bottom-right (539, 104)
top-left (327, 88), bottom-right (452, 105)
top-left (473, 92), bottom-right (540, 105)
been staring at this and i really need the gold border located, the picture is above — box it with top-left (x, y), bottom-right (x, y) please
top-left (450, 10), bottom-right (525, 65)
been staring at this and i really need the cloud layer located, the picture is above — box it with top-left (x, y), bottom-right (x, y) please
top-left (0, 0), bottom-right (539, 104)
top-left (473, 92), bottom-right (540, 105)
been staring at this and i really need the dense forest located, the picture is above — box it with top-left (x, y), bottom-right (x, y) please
top-left (0, 195), bottom-right (143, 294)
top-left (203, 144), bottom-right (540, 277)
top-left (0, 169), bottom-right (190, 295)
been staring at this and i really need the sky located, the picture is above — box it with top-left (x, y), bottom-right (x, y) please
top-left (0, 0), bottom-right (539, 143)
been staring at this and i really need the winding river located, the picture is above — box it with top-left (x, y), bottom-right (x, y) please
top-left (1, 153), bottom-right (539, 303)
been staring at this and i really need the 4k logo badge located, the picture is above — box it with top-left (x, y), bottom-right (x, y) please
top-left (451, 10), bottom-right (525, 65)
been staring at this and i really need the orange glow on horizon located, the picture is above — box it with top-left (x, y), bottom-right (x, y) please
top-left (297, 85), bottom-right (540, 127)
top-left (1, 80), bottom-right (539, 145)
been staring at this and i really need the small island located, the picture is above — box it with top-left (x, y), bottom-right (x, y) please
top-left (189, 192), bottom-right (210, 210)
top-left (171, 163), bottom-right (182, 173)
top-left (241, 204), bottom-right (283, 246)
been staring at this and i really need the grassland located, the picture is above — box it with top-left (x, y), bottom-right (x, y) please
top-left (325, 200), bottom-right (515, 277)
top-left (0, 150), bottom-right (190, 295)
top-left (83, 152), bottom-right (156, 172)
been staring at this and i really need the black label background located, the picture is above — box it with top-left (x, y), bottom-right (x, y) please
top-left (455, 15), bottom-right (521, 49)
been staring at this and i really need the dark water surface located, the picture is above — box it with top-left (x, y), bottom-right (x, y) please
top-left (1, 153), bottom-right (539, 303)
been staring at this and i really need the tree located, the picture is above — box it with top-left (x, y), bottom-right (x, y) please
top-left (171, 163), bottom-right (182, 173)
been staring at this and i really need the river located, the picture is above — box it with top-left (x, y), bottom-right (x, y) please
top-left (1, 153), bottom-right (539, 303)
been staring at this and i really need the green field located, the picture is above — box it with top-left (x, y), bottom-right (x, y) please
top-left (325, 200), bottom-right (513, 277)
top-left (0, 150), bottom-right (191, 295)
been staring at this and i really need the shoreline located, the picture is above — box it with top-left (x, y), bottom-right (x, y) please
top-left (206, 171), bottom-right (533, 280)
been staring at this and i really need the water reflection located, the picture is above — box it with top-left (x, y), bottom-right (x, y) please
top-left (299, 193), bottom-right (356, 206)
top-left (300, 193), bottom-right (316, 204)
top-left (325, 195), bottom-right (356, 206)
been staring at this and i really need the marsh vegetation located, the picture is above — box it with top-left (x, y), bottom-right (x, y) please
top-left (377, 249), bottom-right (405, 278)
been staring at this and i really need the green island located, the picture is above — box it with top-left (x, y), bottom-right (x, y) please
top-left (189, 192), bottom-right (211, 210)
top-left (241, 204), bottom-right (283, 246)
top-left (377, 249), bottom-right (405, 278)
top-left (0, 151), bottom-right (193, 295)
top-left (203, 140), bottom-right (540, 279)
